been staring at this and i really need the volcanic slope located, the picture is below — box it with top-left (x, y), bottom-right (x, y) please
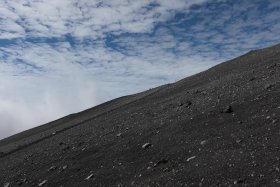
top-left (1, 43), bottom-right (280, 186)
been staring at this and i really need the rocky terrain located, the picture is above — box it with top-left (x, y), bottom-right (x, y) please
top-left (0, 43), bottom-right (280, 186)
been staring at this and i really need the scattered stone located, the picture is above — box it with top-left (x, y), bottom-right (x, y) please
top-left (236, 139), bottom-right (242, 144)
top-left (85, 173), bottom-right (94, 180)
top-left (200, 140), bottom-right (208, 146)
top-left (187, 156), bottom-right (196, 162)
top-left (142, 143), bottom-right (152, 149)
top-left (62, 165), bottom-right (68, 170)
top-left (48, 166), bottom-right (57, 171)
top-left (267, 64), bottom-right (277, 69)
top-left (4, 183), bottom-right (10, 187)
top-left (154, 159), bottom-right (168, 167)
top-left (223, 105), bottom-right (233, 113)
top-left (116, 133), bottom-right (122, 137)
top-left (272, 119), bottom-right (278, 124)
top-left (234, 179), bottom-right (244, 184)
top-left (265, 84), bottom-right (274, 90)
top-left (38, 180), bottom-right (47, 186)
top-left (275, 179), bottom-right (280, 184)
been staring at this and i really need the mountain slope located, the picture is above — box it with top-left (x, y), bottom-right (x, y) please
top-left (0, 43), bottom-right (280, 186)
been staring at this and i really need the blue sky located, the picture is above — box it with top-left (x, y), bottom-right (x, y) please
top-left (0, 0), bottom-right (280, 139)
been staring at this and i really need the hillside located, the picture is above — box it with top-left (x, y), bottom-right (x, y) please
top-left (1, 43), bottom-right (280, 186)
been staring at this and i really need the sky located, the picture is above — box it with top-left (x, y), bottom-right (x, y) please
top-left (0, 0), bottom-right (280, 139)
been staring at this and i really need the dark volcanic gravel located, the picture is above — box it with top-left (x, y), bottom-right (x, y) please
top-left (1, 44), bottom-right (280, 186)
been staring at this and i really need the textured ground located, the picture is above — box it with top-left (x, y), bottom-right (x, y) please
top-left (0, 44), bottom-right (280, 187)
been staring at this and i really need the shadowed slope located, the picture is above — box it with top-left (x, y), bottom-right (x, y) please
top-left (0, 43), bottom-right (280, 186)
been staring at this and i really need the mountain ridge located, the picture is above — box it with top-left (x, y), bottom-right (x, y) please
top-left (1, 43), bottom-right (280, 186)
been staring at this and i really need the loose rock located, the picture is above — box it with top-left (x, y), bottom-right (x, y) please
top-left (48, 166), bottom-right (57, 171)
top-left (265, 84), bottom-right (274, 90)
top-left (85, 173), bottom-right (94, 180)
top-left (187, 156), bottom-right (196, 162)
top-left (223, 105), bottom-right (233, 113)
top-left (38, 180), bottom-right (47, 186)
top-left (154, 159), bottom-right (169, 167)
top-left (200, 140), bottom-right (208, 146)
top-left (142, 143), bottom-right (152, 149)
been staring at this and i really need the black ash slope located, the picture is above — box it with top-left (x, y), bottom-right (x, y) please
top-left (1, 43), bottom-right (280, 187)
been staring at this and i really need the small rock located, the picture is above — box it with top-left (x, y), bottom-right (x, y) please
top-left (154, 159), bottom-right (168, 167)
top-left (4, 183), bottom-right (10, 187)
top-left (48, 166), bottom-right (57, 171)
top-left (38, 180), bottom-right (47, 186)
top-left (85, 173), bottom-right (94, 180)
top-left (62, 165), bottom-right (68, 170)
top-left (236, 139), bottom-right (242, 143)
top-left (234, 179), bottom-right (244, 184)
top-left (200, 140), bottom-right (208, 146)
top-left (116, 133), bottom-right (122, 137)
top-left (142, 143), bottom-right (152, 149)
top-left (223, 105), bottom-right (233, 113)
top-left (187, 156), bottom-right (196, 162)
top-left (265, 84), bottom-right (274, 90)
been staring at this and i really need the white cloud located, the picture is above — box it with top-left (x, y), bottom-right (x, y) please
top-left (0, 0), bottom-right (207, 39)
top-left (0, 61), bottom-right (97, 138)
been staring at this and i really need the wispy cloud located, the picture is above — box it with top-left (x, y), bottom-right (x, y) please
top-left (0, 0), bottom-right (280, 139)
top-left (0, 0), bottom-right (207, 39)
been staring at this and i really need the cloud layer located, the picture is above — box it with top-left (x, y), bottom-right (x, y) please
top-left (0, 0), bottom-right (280, 139)
top-left (0, 0), bottom-right (207, 39)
